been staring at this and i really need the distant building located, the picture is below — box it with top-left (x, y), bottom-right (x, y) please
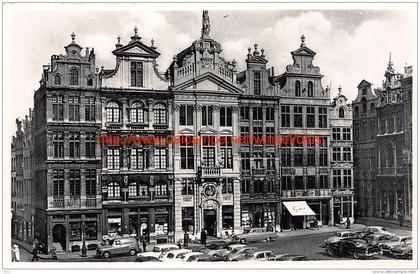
top-left (330, 87), bottom-right (354, 223)
top-left (11, 111), bottom-right (34, 244)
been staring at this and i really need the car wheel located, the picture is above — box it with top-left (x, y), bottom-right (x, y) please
top-left (103, 251), bottom-right (111, 258)
top-left (240, 239), bottom-right (247, 244)
top-left (129, 249), bottom-right (137, 256)
top-left (353, 252), bottom-right (360, 259)
top-left (266, 237), bottom-right (271, 242)
top-left (326, 247), bottom-right (334, 257)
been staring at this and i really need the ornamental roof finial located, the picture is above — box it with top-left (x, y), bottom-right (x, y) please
top-left (338, 85), bottom-right (342, 95)
top-left (71, 32), bottom-right (76, 43)
top-left (300, 34), bottom-right (306, 47)
top-left (131, 26), bottom-right (141, 42)
top-left (201, 10), bottom-right (211, 38)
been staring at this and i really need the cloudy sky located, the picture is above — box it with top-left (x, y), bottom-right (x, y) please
top-left (4, 3), bottom-right (416, 140)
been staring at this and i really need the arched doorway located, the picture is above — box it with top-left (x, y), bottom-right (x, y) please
top-left (52, 224), bottom-right (66, 251)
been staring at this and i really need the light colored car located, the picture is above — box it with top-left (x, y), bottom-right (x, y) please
top-left (232, 227), bottom-right (277, 244)
top-left (226, 246), bottom-right (257, 261)
top-left (96, 237), bottom-right (141, 258)
top-left (232, 250), bottom-right (274, 261)
top-left (323, 231), bottom-right (355, 246)
top-left (147, 243), bottom-right (179, 258)
top-left (207, 244), bottom-right (246, 257)
top-left (379, 236), bottom-right (412, 254)
top-left (362, 226), bottom-right (395, 237)
top-left (365, 233), bottom-right (393, 245)
top-left (390, 240), bottom-right (412, 259)
top-left (182, 252), bottom-right (204, 262)
top-left (268, 254), bottom-right (309, 261)
top-left (161, 249), bottom-right (192, 262)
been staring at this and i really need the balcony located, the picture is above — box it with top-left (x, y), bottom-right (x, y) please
top-left (282, 189), bottom-right (331, 198)
top-left (105, 122), bottom-right (123, 130)
top-left (252, 168), bottom-right (266, 177)
top-left (153, 123), bottom-right (169, 130)
top-left (127, 122), bottom-right (148, 130)
top-left (52, 198), bottom-right (64, 208)
top-left (68, 197), bottom-right (81, 208)
top-left (85, 197), bottom-right (96, 208)
top-left (202, 166), bottom-right (221, 177)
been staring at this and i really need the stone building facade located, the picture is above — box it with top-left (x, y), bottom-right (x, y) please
top-left (330, 88), bottom-right (354, 223)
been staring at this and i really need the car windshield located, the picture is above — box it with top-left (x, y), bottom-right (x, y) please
top-left (243, 230), bottom-right (251, 234)
top-left (334, 233), bottom-right (341, 237)
top-left (153, 247), bottom-right (161, 252)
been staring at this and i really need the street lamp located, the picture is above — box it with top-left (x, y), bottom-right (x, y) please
top-left (81, 222), bottom-right (87, 257)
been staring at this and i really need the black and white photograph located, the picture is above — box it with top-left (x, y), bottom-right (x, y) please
top-left (2, 2), bottom-right (417, 271)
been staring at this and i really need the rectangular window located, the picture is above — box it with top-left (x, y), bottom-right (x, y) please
top-left (281, 144), bottom-right (291, 167)
top-left (343, 147), bottom-right (352, 161)
top-left (69, 169), bottom-right (81, 197)
top-left (240, 126), bottom-right (249, 139)
top-left (53, 170), bottom-right (64, 197)
top-left (202, 106), bottom-right (213, 126)
top-left (69, 222), bottom-right (81, 241)
top-left (221, 178), bottom-right (234, 194)
top-left (254, 180), bottom-right (264, 194)
top-left (86, 169), bottom-right (96, 196)
top-left (294, 144), bottom-right (303, 166)
top-left (154, 148), bottom-right (167, 169)
top-left (69, 132), bottom-right (80, 158)
top-left (129, 183), bottom-right (138, 197)
top-left (202, 137), bottom-right (215, 167)
top-left (107, 148), bottom-right (120, 170)
top-left (319, 175), bottom-right (329, 189)
top-left (396, 112), bottom-right (403, 132)
top-left (130, 148), bottom-right (146, 170)
top-left (266, 152), bottom-right (275, 170)
top-left (333, 147), bottom-right (341, 161)
top-left (220, 107), bottom-right (232, 126)
top-left (343, 170), bottom-right (352, 189)
top-left (307, 176), bottom-right (316, 189)
top-left (307, 146), bottom-right (316, 166)
top-left (180, 137), bottom-right (194, 169)
top-left (387, 116), bottom-right (394, 133)
top-left (85, 97), bottom-right (96, 121)
top-left (266, 107), bottom-right (275, 121)
top-left (254, 71), bottom-right (261, 95)
top-left (266, 127), bottom-right (275, 145)
top-left (253, 126), bottom-right (263, 143)
top-left (53, 132), bottom-right (64, 158)
top-left (282, 176), bottom-right (292, 190)
top-left (68, 96), bottom-right (80, 121)
top-left (241, 178), bottom-right (250, 194)
top-left (253, 107), bottom-right (263, 121)
top-left (281, 106), bottom-right (290, 127)
top-left (319, 137), bottom-right (328, 166)
top-left (240, 106), bottom-right (249, 120)
top-left (253, 151), bottom-right (264, 169)
top-left (155, 183), bottom-right (168, 196)
top-left (267, 179), bottom-right (275, 193)
top-left (295, 176), bottom-right (304, 189)
top-left (130, 61), bottom-right (143, 87)
top-left (221, 136), bottom-right (232, 169)
top-left (333, 170), bottom-right (342, 189)
top-left (342, 128), bottom-right (351, 141)
top-left (85, 132), bottom-right (96, 158)
top-left (318, 107), bottom-right (328, 128)
top-left (306, 107), bottom-right (315, 128)
top-left (180, 105), bottom-right (194, 126)
top-left (294, 106), bottom-right (303, 127)
top-left (52, 95), bottom-right (64, 121)
top-left (181, 179), bottom-right (194, 195)
top-left (241, 152), bottom-right (250, 171)
top-left (332, 128), bottom-right (341, 141)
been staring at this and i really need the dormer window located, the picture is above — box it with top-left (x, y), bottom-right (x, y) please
top-left (295, 81), bottom-right (301, 97)
top-left (308, 81), bottom-right (314, 97)
top-left (361, 97), bottom-right (367, 113)
top-left (339, 107), bottom-right (345, 118)
top-left (87, 76), bottom-right (93, 86)
top-left (130, 61), bottom-right (143, 87)
top-left (54, 75), bottom-right (61, 85)
top-left (69, 68), bottom-right (79, 85)
top-left (362, 87), bottom-right (367, 95)
top-left (253, 71), bottom-right (261, 95)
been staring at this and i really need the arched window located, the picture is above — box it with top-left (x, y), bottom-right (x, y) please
top-left (54, 75), bottom-right (61, 85)
top-left (154, 103), bottom-right (167, 124)
top-left (107, 182), bottom-right (120, 198)
top-left (128, 182), bottom-right (138, 197)
top-left (87, 76), bottom-right (93, 86)
top-left (361, 97), bottom-right (367, 113)
top-left (370, 103), bottom-right (375, 114)
top-left (339, 107), bottom-right (345, 118)
top-left (354, 106), bottom-right (359, 118)
top-left (106, 102), bottom-right (120, 123)
top-left (307, 81), bottom-right (314, 97)
top-left (69, 68), bottom-right (79, 85)
top-left (295, 81), bottom-right (301, 97)
top-left (130, 102), bottom-right (145, 123)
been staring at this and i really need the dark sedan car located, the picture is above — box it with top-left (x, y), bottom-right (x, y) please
top-left (206, 240), bottom-right (230, 250)
top-left (195, 255), bottom-right (229, 262)
top-left (268, 254), bottom-right (309, 261)
top-left (325, 238), bottom-right (382, 259)
top-left (135, 255), bottom-right (162, 262)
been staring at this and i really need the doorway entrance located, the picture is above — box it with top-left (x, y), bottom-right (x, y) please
top-left (52, 224), bottom-right (66, 251)
top-left (203, 209), bottom-right (217, 236)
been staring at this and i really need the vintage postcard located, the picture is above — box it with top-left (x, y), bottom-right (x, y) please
top-left (2, 2), bottom-right (417, 271)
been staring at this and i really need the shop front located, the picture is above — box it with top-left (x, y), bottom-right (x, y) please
top-left (281, 201), bottom-right (316, 229)
top-left (240, 203), bottom-right (277, 230)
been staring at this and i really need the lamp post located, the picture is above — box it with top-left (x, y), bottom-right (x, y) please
top-left (81, 222), bottom-right (87, 257)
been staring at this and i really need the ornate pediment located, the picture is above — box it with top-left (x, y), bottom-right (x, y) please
top-left (112, 41), bottom-right (160, 58)
top-left (174, 72), bottom-right (243, 94)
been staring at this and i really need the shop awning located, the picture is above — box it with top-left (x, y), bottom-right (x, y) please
top-left (283, 201), bottom-right (316, 216)
top-left (107, 218), bottom-right (121, 224)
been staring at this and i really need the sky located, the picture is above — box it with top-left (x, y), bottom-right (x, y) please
top-left (4, 3), bottom-right (417, 140)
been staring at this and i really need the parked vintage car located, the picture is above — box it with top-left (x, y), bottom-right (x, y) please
top-left (232, 227), bottom-right (277, 244)
top-left (181, 252), bottom-right (205, 262)
top-left (226, 246), bottom-right (258, 261)
top-left (195, 255), bottom-right (230, 262)
top-left (323, 231), bottom-right (355, 246)
top-left (231, 250), bottom-right (274, 261)
top-left (206, 240), bottom-right (230, 250)
top-left (96, 237), bottom-right (141, 258)
top-left (135, 255), bottom-right (162, 262)
top-left (379, 236), bottom-right (412, 254)
top-left (362, 226), bottom-right (395, 237)
top-left (390, 239), bottom-right (412, 259)
top-left (207, 244), bottom-right (246, 257)
top-left (268, 254), bottom-right (309, 261)
top-left (365, 233), bottom-right (393, 245)
top-left (325, 238), bottom-right (382, 259)
top-left (160, 249), bottom-right (192, 262)
top-left (143, 243), bottom-right (179, 258)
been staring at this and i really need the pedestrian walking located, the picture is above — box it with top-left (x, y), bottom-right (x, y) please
top-left (183, 231), bottom-right (189, 247)
top-left (11, 244), bottom-right (20, 262)
top-left (398, 212), bottom-right (404, 227)
top-left (177, 241), bottom-right (182, 249)
top-left (346, 217), bottom-right (351, 229)
top-left (200, 229), bottom-right (207, 246)
top-left (142, 237), bottom-right (147, 252)
top-left (31, 243), bottom-right (39, 262)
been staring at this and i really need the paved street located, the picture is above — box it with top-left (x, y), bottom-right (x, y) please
top-left (16, 223), bottom-right (412, 263)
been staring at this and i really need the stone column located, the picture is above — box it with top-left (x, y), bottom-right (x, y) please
top-left (46, 95), bottom-right (52, 122)
top-left (96, 169), bottom-right (102, 208)
top-left (121, 99), bottom-right (128, 130)
top-left (64, 131), bottom-right (69, 159)
top-left (47, 131), bottom-right (53, 159)
top-left (64, 169), bottom-right (70, 208)
top-left (148, 99), bottom-right (154, 129)
top-left (80, 169), bottom-right (86, 208)
top-left (80, 95), bottom-right (86, 123)
top-left (232, 106), bottom-right (240, 172)
top-left (233, 178), bottom-right (241, 234)
top-left (80, 131), bottom-right (86, 160)
top-left (47, 169), bottom-right (53, 208)
top-left (63, 95), bottom-right (69, 122)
